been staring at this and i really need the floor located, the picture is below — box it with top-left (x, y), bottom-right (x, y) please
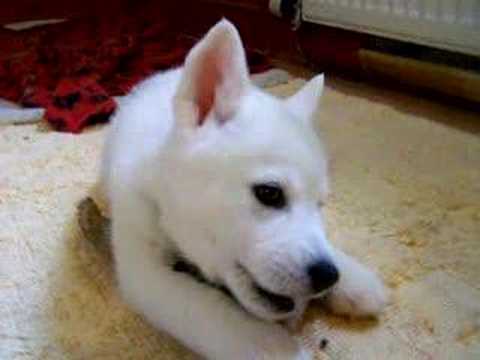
top-left (1, 73), bottom-right (479, 359)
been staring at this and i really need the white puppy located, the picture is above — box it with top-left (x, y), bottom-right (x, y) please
top-left (101, 19), bottom-right (387, 360)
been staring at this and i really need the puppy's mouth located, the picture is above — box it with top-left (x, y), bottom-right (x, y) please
top-left (241, 264), bottom-right (296, 314)
top-left (170, 252), bottom-right (296, 319)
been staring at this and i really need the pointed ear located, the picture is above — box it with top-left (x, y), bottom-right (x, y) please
top-left (285, 74), bottom-right (324, 125)
top-left (174, 19), bottom-right (249, 128)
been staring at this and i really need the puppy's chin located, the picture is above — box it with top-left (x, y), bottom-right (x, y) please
top-left (224, 264), bottom-right (302, 322)
top-left (171, 253), bottom-right (302, 321)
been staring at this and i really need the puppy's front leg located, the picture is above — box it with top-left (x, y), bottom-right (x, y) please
top-left (325, 248), bottom-right (389, 318)
top-left (112, 198), bottom-right (310, 360)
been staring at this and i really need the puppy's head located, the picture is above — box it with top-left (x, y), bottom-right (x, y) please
top-left (159, 20), bottom-right (338, 321)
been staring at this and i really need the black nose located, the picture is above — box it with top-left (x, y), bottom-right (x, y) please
top-left (307, 260), bottom-right (339, 293)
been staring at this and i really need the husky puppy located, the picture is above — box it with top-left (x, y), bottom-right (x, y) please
top-left (101, 19), bottom-right (387, 359)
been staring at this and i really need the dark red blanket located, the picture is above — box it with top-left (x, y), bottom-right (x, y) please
top-left (0, 17), bottom-right (270, 133)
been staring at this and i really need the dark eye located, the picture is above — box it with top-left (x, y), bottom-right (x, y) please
top-left (252, 183), bottom-right (287, 209)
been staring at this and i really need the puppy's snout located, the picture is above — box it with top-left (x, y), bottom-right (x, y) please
top-left (307, 260), bottom-right (339, 294)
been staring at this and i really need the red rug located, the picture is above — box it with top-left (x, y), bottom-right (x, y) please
top-left (0, 17), bottom-right (270, 133)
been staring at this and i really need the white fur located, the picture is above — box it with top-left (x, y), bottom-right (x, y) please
top-left (101, 20), bottom-right (388, 359)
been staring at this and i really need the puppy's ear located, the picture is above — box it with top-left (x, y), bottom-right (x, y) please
top-left (285, 74), bottom-right (324, 126)
top-left (174, 19), bottom-right (249, 128)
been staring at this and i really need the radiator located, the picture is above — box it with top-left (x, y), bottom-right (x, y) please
top-left (302, 0), bottom-right (480, 56)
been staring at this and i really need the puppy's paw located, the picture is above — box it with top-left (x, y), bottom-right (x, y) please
top-left (325, 264), bottom-right (389, 318)
top-left (256, 345), bottom-right (312, 360)
top-left (250, 327), bottom-right (312, 360)
top-left (290, 347), bottom-right (312, 360)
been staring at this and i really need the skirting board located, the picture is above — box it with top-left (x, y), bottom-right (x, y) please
top-left (359, 50), bottom-right (480, 104)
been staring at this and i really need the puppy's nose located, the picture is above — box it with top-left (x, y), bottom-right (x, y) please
top-left (307, 260), bottom-right (339, 294)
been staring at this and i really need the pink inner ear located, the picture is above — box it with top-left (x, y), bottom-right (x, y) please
top-left (195, 51), bottom-right (223, 125)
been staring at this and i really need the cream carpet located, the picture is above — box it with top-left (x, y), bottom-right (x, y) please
top-left (1, 76), bottom-right (479, 359)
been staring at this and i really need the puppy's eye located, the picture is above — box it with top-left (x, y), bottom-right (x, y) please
top-left (252, 183), bottom-right (287, 209)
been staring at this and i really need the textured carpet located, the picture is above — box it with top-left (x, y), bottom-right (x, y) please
top-left (1, 76), bottom-right (479, 359)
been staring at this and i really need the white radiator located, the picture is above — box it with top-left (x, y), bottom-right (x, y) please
top-left (302, 0), bottom-right (480, 56)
